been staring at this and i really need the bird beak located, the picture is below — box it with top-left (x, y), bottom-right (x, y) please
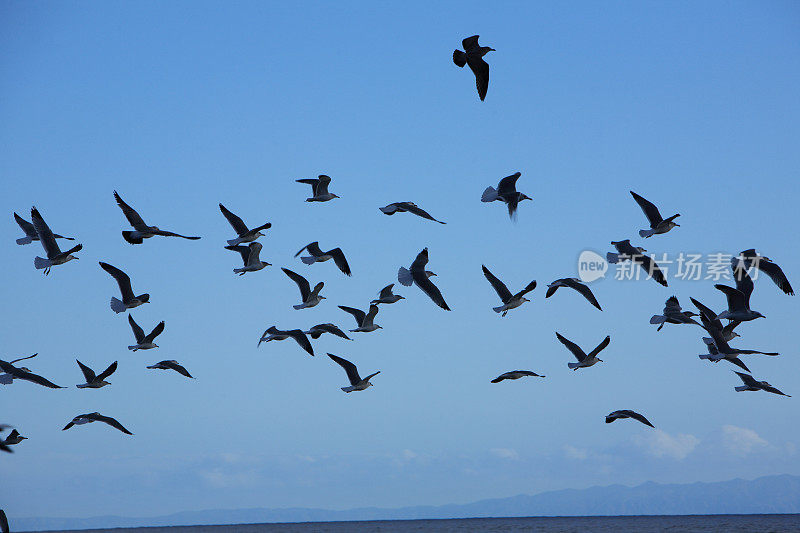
top-left (489, 48), bottom-right (496, 51)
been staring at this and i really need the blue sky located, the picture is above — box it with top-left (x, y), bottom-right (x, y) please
top-left (2, 0), bottom-right (799, 519)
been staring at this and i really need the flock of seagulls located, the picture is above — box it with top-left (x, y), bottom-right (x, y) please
top-left (2, 33), bottom-right (796, 530)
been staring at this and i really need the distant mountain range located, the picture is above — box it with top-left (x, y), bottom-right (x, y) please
top-left (13, 474), bottom-right (800, 531)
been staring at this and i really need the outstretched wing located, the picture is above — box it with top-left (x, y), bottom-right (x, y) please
top-left (295, 241), bottom-right (323, 258)
top-left (113, 191), bottom-right (148, 230)
top-left (413, 271), bottom-right (450, 310)
top-left (638, 255), bottom-right (668, 287)
top-left (218, 203), bottom-right (249, 235)
top-left (588, 335), bottom-right (611, 358)
top-left (327, 353), bottom-right (361, 385)
top-left (754, 259), bottom-right (794, 296)
top-left (76, 359), bottom-right (96, 382)
top-left (629, 191), bottom-right (663, 226)
top-left (468, 56), bottom-right (490, 101)
top-left (311, 323), bottom-right (351, 340)
top-left (400, 202), bottom-right (446, 224)
top-left (734, 371), bottom-right (759, 387)
top-left (30, 207), bottom-right (61, 258)
top-left (496, 172), bottom-right (521, 196)
top-left (624, 410), bottom-right (655, 428)
top-left (715, 284), bottom-right (747, 312)
top-left (128, 314), bottom-right (146, 343)
top-left (100, 262), bottom-right (135, 301)
top-left (328, 247), bottom-right (351, 276)
top-left (96, 361), bottom-right (118, 381)
top-left (462, 35), bottom-right (480, 52)
top-left (144, 321), bottom-right (165, 343)
top-left (224, 244), bottom-right (250, 266)
top-left (282, 268), bottom-right (311, 300)
top-left (287, 330), bottom-right (314, 356)
top-left (566, 279), bottom-right (602, 310)
top-left (14, 212), bottom-right (36, 237)
top-left (164, 361), bottom-right (193, 378)
top-left (338, 305), bottom-right (366, 325)
top-left (91, 413), bottom-right (133, 435)
top-left (482, 265), bottom-right (512, 302)
top-left (555, 332), bottom-right (586, 362)
top-left (512, 280), bottom-right (537, 300)
top-left (379, 284), bottom-right (395, 298)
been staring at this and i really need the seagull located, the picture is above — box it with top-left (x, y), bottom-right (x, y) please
top-left (482, 265), bottom-right (536, 316)
top-left (0, 353), bottom-right (37, 385)
top-left (258, 327), bottom-right (314, 356)
top-left (14, 212), bottom-right (74, 245)
top-left (296, 175), bottom-right (339, 202)
top-left (113, 191), bottom-right (201, 244)
top-left (714, 283), bottom-right (764, 322)
top-left (304, 323), bottom-right (352, 341)
top-left (545, 278), bottom-right (602, 311)
top-left (225, 242), bottom-right (271, 275)
top-left (453, 35), bottom-right (494, 101)
top-left (30, 207), bottom-right (82, 275)
top-left (295, 242), bottom-right (351, 276)
top-left (327, 353), bottom-right (380, 393)
top-left (733, 371), bottom-right (790, 397)
top-left (399, 248), bottom-right (450, 310)
top-left (490, 371), bottom-right (544, 383)
top-left (737, 249), bottom-right (793, 295)
top-left (556, 332), bottom-right (610, 370)
top-left (371, 284), bottom-right (405, 305)
top-left (99, 262), bottom-right (150, 313)
top-left (629, 191), bottom-right (680, 238)
top-left (649, 296), bottom-right (698, 330)
top-left (282, 268), bottom-right (325, 309)
top-left (76, 359), bottom-right (118, 388)
top-left (699, 314), bottom-right (778, 360)
top-left (1, 429), bottom-right (28, 446)
top-left (379, 202), bottom-right (446, 224)
top-left (219, 203), bottom-right (272, 246)
top-left (690, 297), bottom-right (741, 342)
top-left (338, 304), bottom-right (382, 332)
top-left (147, 360), bottom-right (194, 379)
top-left (607, 239), bottom-right (668, 286)
top-left (699, 338), bottom-right (751, 372)
top-left (605, 410), bottom-right (655, 428)
top-left (127, 314), bottom-right (164, 351)
top-left (63, 412), bottom-right (133, 435)
top-left (0, 359), bottom-right (63, 388)
top-left (481, 172), bottom-right (531, 218)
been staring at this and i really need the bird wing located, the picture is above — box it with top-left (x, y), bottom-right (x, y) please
top-left (555, 332), bottom-right (587, 362)
top-left (14, 212), bottom-right (36, 237)
top-left (100, 262), bottom-right (135, 301)
top-left (629, 191), bottom-right (663, 226)
top-left (219, 203), bottom-right (249, 235)
top-left (10, 353), bottom-right (38, 365)
top-left (462, 35), bottom-right (480, 51)
top-left (379, 203), bottom-right (401, 215)
top-left (128, 314), bottom-right (146, 343)
top-left (287, 330), bottom-right (314, 356)
top-left (96, 361), bottom-right (118, 381)
top-left (329, 247), bottom-right (352, 276)
top-left (76, 359), bottom-right (96, 382)
top-left (144, 321), bottom-right (165, 343)
top-left (295, 241), bottom-right (322, 258)
top-left (467, 56), bottom-right (490, 101)
top-left (314, 175), bottom-right (332, 195)
top-left (245, 241), bottom-right (263, 265)
top-left (412, 269), bottom-right (450, 310)
top-left (152, 229), bottom-right (201, 240)
top-left (482, 265), bottom-right (513, 303)
top-left (410, 248), bottom-right (430, 271)
top-left (30, 207), bottom-right (61, 258)
top-left (496, 173), bottom-right (521, 196)
top-left (691, 298), bottom-right (723, 329)
top-left (338, 305), bottom-right (366, 325)
top-left (364, 304), bottom-right (380, 324)
top-left (512, 280), bottom-right (537, 300)
top-left (113, 191), bottom-right (148, 229)
top-left (327, 353), bottom-right (361, 385)
top-left (312, 323), bottom-right (351, 340)
top-left (362, 370), bottom-right (381, 382)
top-left (282, 268), bottom-right (311, 300)
top-left (91, 413), bottom-right (133, 435)
top-left (296, 178), bottom-right (319, 192)
top-left (379, 284), bottom-right (395, 299)
top-left (566, 279), bottom-right (602, 310)
top-left (401, 202), bottom-right (445, 224)
top-left (624, 410), bottom-right (655, 428)
top-left (164, 360), bottom-right (193, 378)
top-left (754, 259), bottom-right (794, 296)
top-left (664, 296), bottom-right (682, 314)
top-left (0, 361), bottom-right (62, 388)
top-left (588, 335), bottom-right (611, 358)
top-left (700, 314), bottom-right (733, 352)
top-left (224, 244), bottom-right (250, 266)
top-left (735, 371), bottom-right (759, 387)
top-left (731, 264), bottom-right (754, 309)
top-left (638, 255), bottom-right (668, 286)
top-left (715, 284), bottom-right (747, 312)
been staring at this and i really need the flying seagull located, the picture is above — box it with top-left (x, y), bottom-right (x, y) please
top-left (649, 296), bottom-right (698, 330)
top-left (399, 248), bottom-right (450, 310)
top-left (30, 207), bottom-right (82, 275)
top-left (605, 410), bottom-right (655, 428)
top-left (629, 191), bottom-right (680, 238)
top-left (0, 359), bottom-right (63, 389)
top-left (699, 338), bottom-right (750, 373)
top-left (714, 284), bottom-right (764, 322)
top-left (113, 190), bottom-right (201, 244)
top-left (490, 370), bottom-right (544, 383)
top-left (482, 265), bottom-right (536, 316)
top-left (338, 304), bottom-right (382, 332)
top-left (453, 35), bottom-right (494, 101)
top-left (258, 327), bottom-right (314, 356)
top-left (733, 371), bottom-right (790, 397)
top-left (63, 413), bottom-right (133, 435)
top-left (225, 242), bottom-right (271, 275)
top-left (1, 429), bottom-right (28, 446)
top-left (219, 203), bottom-right (272, 246)
top-left (379, 202), bottom-right (446, 224)
top-left (99, 262), bottom-right (150, 313)
top-left (304, 323), bottom-right (352, 341)
top-left (127, 314), bottom-right (164, 351)
top-left (699, 314), bottom-right (778, 360)
top-left (76, 359), bottom-right (118, 388)
top-left (14, 212), bottom-right (74, 245)
top-left (481, 172), bottom-right (531, 218)
top-left (607, 239), bottom-right (668, 287)
top-left (295, 241), bottom-right (351, 276)
top-left (371, 283), bottom-right (404, 305)
top-left (0, 353), bottom-right (37, 385)
top-left (737, 249), bottom-right (793, 295)
top-left (545, 278), bottom-right (602, 311)
top-left (296, 175), bottom-right (339, 202)
top-left (282, 268), bottom-right (325, 309)
top-left (690, 297), bottom-right (741, 342)
top-left (147, 360), bottom-right (194, 379)
top-left (556, 332), bottom-right (610, 370)
top-left (327, 353), bottom-right (380, 393)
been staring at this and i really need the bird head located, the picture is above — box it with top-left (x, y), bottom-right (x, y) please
top-left (520, 194), bottom-right (532, 202)
top-left (140, 294), bottom-right (151, 304)
top-left (597, 358), bottom-right (604, 363)
top-left (153, 343), bottom-right (159, 348)
top-left (755, 312), bottom-right (766, 319)
top-left (255, 231), bottom-right (264, 238)
top-left (331, 194), bottom-right (340, 199)
top-left (67, 255), bottom-right (79, 262)
top-left (522, 297), bottom-right (530, 303)
top-left (377, 325), bottom-right (384, 329)
top-left (425, 270), bottom-right (437, 278)
top-left (319, 295), bottom-right (327, 300)
top-left (398, 295), bottom-right (406, 300)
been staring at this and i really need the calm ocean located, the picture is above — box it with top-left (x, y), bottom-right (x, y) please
top-left (67, 515), bottom-right (800, 532)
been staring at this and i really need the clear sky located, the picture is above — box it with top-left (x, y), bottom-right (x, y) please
top-left (2, 0), bottom-right (799, 520)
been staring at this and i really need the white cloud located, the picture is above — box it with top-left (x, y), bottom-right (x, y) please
top-left (722, 425), bottom-right (768, 456)
top-left (490, 448), bottom-right (519, 460)
top-left (640, 430), bottom-right (699, 460)
top-left (563, 444), bottom-right (589, 460)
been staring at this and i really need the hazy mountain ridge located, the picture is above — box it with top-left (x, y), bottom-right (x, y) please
top-left (14, 474), bottom-right (800, 531)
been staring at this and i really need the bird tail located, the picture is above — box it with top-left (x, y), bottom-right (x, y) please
top-left (341, 386), bottom-right (356, 393)
top-left (110, 297), bottom-right (127, 313)
top-left (300, 256), bottom-right (316, 265)
top-left (292, 303), bottom-right (306, 310)
top-left (567, 362), bottom-right (581, 369)
top-left (233, 267), bottom-right (246, 274)
top-left (698, 354), bottom-right (722, 362)
top-left (122, 231), bottom-right (143, 245)
top-left (16, 236), bottom-right (33, 245)
top-left (481, 186), bottom-right (498, 202)
top-left (492, 305), bottom-right (507, 314)
top-left (638, 229), bottom-right (655, 238)
top-left (226, 237), bottom-right (243, 246)
top-left (397, 267), bottom-right (414, 286)
top-left (606, 252), bottom-right (620, 264)
top-left (734, 386), bottom-right (749, 392)
top-left (649, 315), bottom-right (667, 324)
top-left (128, 345), bottom-right (139, 351)
top-left (453, 49), bottom-right (467, 67)
top-left (34, 256), bottom-right (51, 270)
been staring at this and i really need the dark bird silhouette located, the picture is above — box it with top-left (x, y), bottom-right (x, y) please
top-left (379, 202), bottom-right (446, 224)
top-left (482, 265), bottom-right (536, 316)
top-left (737, 249), bottom-right (793, 296)
top-left (225, 242), bottom-right (271, 275)
top-left (399, 248), bottom-right (450, 310)
top-left (371, 283), bottom-right (404, 305)
top-left (113, 191), bottom-right (201, 244)
top-left (556, 332), bottom-right (610, 370)
top-left (481, 172), bottom-right (531, 218)
top-left (296, 175), bottom-right (339, 202)
top-left (0, 353), bottom-right (38, 385)
top-left (30, 207), bottom-right (82, 274)
top-left (690, 297), bottom-right (741, 342)
top-left (127, 314), bottom-right (165, 351)
top-left (649, 296), bottom-right (698, 330)
top-left (147, 360), bottom-right (194, 379)
top-left (258, 327), bottom-right (314, 356)
top-left (282, 268), bottom-right (325, 309)
top-left (76, 359), bottom-right (118, 388)
top-left (295, 241), bottom-right (351, 276)
top-left (1, 429), bottom-right (28, 446)
top-left (0, 359), bottom-right (63, 389)
top-left (491, 371), bottom-right (544, 383)
top-left (63, 413), bottom-right (133, 435)
top-left (304, 323), bottom-right (352, 341)
top-left (327, 353), bottom-right (380, 393)
top-left (99, 262), bottom-right (150, 313)
top-left (338, 304), bottom-right (382, 332)
top-left (606, 239), bottom-right (668, 286)
top-left (605, 410), bottom-right (655, 428)
top-left (453, 35), bottom-right (494, 101)
top-left (219, 203), bottom-right (272, 246)
top-left (629, 191), bottom-right (680, 238)
top-left (14, 212), bottom-right (74, 245)
top-left (734, 371), bottom-right (790, 397)
top-left (545, 278), bottom-right (602, 311)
